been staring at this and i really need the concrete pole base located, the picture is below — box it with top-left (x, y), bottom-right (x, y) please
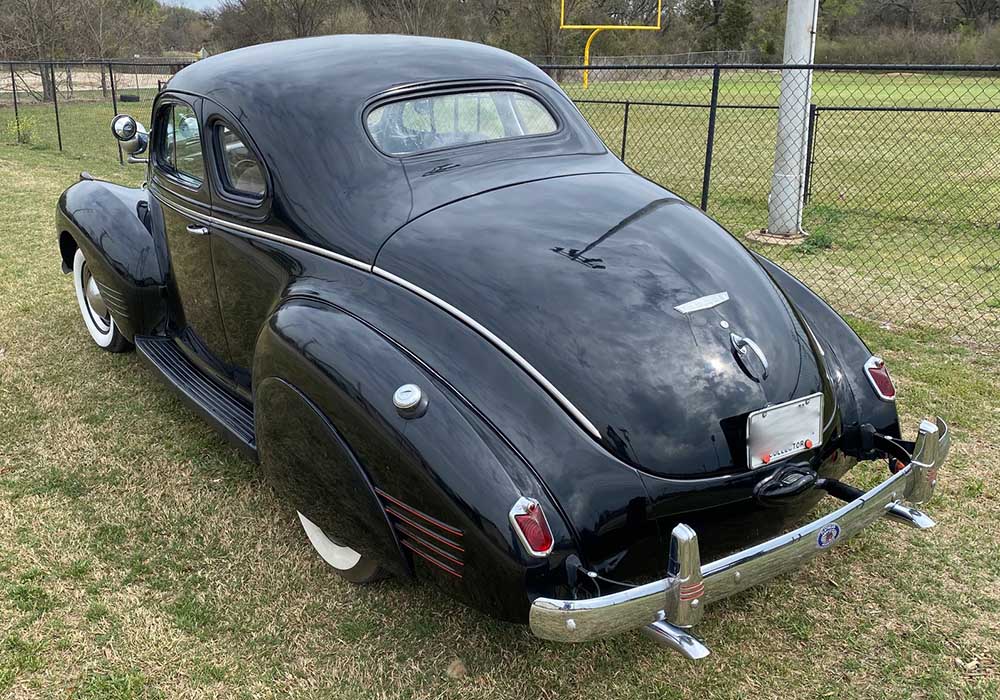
top-left (745, 228), bottom-right (808, 246)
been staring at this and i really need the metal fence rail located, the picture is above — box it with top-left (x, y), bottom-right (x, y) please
top-left (0, 60), bottom-right (997, 347)
top-left (540, 63), bottom-right (1000, 347)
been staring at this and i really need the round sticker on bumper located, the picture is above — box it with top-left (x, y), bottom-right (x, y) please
top-left (817, 523), bottom-right (841, 549)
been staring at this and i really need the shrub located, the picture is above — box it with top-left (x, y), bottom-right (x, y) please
top-left (817, 28), bottom-right (1000, 65)
top-left (3, 115), bottom-right (37, 145)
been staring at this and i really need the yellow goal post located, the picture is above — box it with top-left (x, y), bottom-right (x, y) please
top-left (559, 0), bottom-right (663, 88)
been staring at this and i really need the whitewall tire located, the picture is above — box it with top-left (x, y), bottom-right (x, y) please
top-left (298, 511), bottom-right (385, 584)
top-left (72, 248), bottom-right (131, 353)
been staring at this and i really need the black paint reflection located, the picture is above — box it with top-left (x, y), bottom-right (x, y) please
top-left (377, 171), bottom-right (831, 480)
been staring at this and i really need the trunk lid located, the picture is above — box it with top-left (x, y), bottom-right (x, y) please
top-left (375, 173), bottom-right (834, 479)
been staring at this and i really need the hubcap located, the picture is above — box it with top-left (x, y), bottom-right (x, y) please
top-left (82, 265), bottom-right (111, 331)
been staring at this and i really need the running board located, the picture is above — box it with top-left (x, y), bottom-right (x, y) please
top-left (134, 336), bottom-right (256, 457)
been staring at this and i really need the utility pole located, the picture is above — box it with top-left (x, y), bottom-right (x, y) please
top-left (766, 0), bottom-right (819, 239)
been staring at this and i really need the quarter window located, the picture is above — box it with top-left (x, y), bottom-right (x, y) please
top-left (216, 124), bottom-right (265, 198)
top-left (366, 90), bottom-right (558, 156)
top-left (158, 102), bottom-right (205, 185)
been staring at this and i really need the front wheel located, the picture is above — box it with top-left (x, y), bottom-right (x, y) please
top-left (297, 512), bottom-right (385, 584)
top-left (72, 248), bottom-right (132, 353)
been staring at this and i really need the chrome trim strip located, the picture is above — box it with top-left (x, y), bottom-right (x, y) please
top-left (151, 189), bottom-right (602, 441)
top-left (529, 417), bottom-right (948, 644)
top-left (674, 291), bottom-right (729, 314)
top-left (373, 265), bottom-right (603, 440)
top-left (150, 189), bottom-right (370, 272)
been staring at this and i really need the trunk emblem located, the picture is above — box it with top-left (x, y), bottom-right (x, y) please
top-left (817, 523), bottom-right (841, 548)
top-left (674, 291), bottom-right (729, 314)
top-left (731, 333), bottom-right (769, 380)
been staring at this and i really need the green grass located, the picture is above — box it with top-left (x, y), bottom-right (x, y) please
top-left (0, 75), bottom-right (999, 698)
top-left (564, 71), bottom-right (1000, 344)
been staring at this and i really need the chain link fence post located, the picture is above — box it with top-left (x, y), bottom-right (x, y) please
top-left (620, 100), bottom-right (630, 162)
top-left (9, 64), bottom-right (21, 143)
top-left (803, 103), bottom-right (818, 205)
top-left (51, 63), bottom-right (62, 151)
top-left (700, 65), bottom-right (721, 212)
top-left (109, 62), bottom-right (123, 164)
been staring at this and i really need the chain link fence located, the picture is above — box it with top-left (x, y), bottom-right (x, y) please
top-left (540, 63), bottom-right (1000, 348)
top-left (0, 60), bottom-right (188, 162)
top-left (1, 60), bottom-right (996, 347)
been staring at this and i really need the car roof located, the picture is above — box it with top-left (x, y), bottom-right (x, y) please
top-left (162, 36), bottom-right (607, 265)
top-left (168, 34), bottom-right (557, 109)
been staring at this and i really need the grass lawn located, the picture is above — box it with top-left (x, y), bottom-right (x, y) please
top-left (0, 77), bottom-right (999, 698)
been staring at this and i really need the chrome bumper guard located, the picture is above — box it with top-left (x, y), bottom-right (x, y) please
top-left (529, 418), bottom-right (949, 659)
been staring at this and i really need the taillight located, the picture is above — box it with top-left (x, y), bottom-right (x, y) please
top-left (509, 497), bottom-right (553, 557)
top-left (864, 355), bottom-right (896, 401)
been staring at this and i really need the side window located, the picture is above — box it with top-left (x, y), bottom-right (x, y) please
top-left (156, 102), bottom-right (205, 186)
top-left (215, 124), bottom-right (265, 198)
top-left (157, 105), bottom-right (176, 170)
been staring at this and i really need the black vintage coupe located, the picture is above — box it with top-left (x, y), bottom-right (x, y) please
top-left (56, 35), bottom-right (949, 658)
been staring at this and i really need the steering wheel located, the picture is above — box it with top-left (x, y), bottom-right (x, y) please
top-left (231, 158), bottom-right (258, 180)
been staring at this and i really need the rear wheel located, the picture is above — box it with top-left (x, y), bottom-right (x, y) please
top-left (297, 512), bottom-right (385, 584)
top-left (72, 248), bottom-right (132, 353)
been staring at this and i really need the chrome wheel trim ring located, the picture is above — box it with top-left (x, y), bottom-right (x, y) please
top-left (84, 272), bottom-right (110, 324)
top-left (73, 249), bottom-right (116, 347)
top-left (298, 512), bottom-right (363, 571)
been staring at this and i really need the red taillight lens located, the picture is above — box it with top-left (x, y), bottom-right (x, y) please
top-left (864, 356), bottom-right (896, 401)
top-left (510, 498), bottom-right (553, 556)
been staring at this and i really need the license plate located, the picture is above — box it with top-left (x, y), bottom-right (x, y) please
top-left (746, 393), bottom-right (823, 469)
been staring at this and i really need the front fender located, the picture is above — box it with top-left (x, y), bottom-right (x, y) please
top-left (754, 254), bottom-right (901, 449)
top-left (253, 296), bottom-right (578, 621)
top-left (56, 178), bottom-right (167, 338)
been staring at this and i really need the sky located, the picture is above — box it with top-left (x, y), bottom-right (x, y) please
top-left (163, 0), bottom-right (223, 11)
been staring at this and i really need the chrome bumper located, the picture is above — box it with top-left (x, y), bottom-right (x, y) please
top-left (529, 418), bottom-right (949, 659)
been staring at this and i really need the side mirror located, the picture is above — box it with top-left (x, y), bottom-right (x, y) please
top-left (111, 114), bottom-right (149, 163)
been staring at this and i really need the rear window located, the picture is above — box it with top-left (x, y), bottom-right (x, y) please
top-left (366, 90), bottom-right (558, 156)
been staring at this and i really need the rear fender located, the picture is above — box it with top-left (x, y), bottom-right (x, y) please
top-left (754, 254), bottom-right (901, 451)
top-left (255, 376), bottom-right (408, 576)
top-left (56, 178), bottom-right (167, 339)
top-left (253, 297), bottom-right (576, 621)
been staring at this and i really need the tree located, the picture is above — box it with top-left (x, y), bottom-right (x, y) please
top-left (160, 5), bottom-right (212, 53)
top-left (718, 0), bottom-right (752, 48)
top-left (688, 0), bottom-right (753, 50)
top-left (955, 0), bottom-right (1000, 27)
top-left (212, 0), bottom-right (280, 50)
top-left (75, 0), bottom-right (159, 58)
top-left (595, 0), bottom-right (661, 25)
top-left (820, 0), bottom-right (864, 37)
top-left (365, 0), bottom-right (452, 35)
top-left (272, 0), bottom-right (338, 37)
top-left (0, 0), bottom-right (76, 60)
top-left (690, 0), bottom-right (725, 32)
top-left (0, 0), bottom-right (76, 99)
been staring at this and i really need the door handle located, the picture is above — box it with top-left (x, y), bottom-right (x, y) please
top-left (186, 224), bottom-right (209, 236)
